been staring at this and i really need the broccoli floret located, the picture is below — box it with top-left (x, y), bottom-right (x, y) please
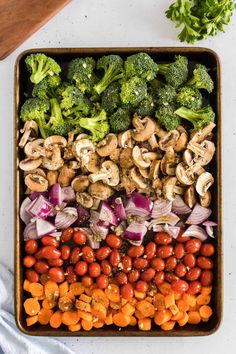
top-left (156, 84), bottom-right (177, 106)
top-left (60, 85), bottom-right (92, 116)
top-left (174, 105), bottom-right (215, 130)
top-left (55, 82), bottom-right (71, 98)
top-left (155, 104), bottom-right (181, 131)
top-left (109, 108), bottom-right (131, 133)
top-left (25, 53), bottom-right (61, 84)
top-left (78, 109), bottom-right (109, 142)
top-left (120, 77), bottom-right (147, 106)
top-left (125, 52), bottom-right (158, 81)
top-left (32, 75), bottom-right (61, 100)
top-left (20, 98), bottom-right (50, 138)
top-left (67, 57), bottom-right (98, 93)
top-left (157, 55), bottom-right (188, 87)
top-left (48, 98), bottom-right (73, 136)
top-left (135, 94), bottom-right (155, 117)
top-left (176, 86), bottom-right (203, 110)
top-left (187, 64), bottom-right (214, 93)
top-left (101, 82), bottom-right (121, 114)
top-left (94, 55), bottom-right (124, 95)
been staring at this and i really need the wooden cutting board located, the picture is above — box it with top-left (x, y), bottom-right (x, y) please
top-left (0, 0), bottom-right (71, 60)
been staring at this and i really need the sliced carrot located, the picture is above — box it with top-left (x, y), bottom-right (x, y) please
top-left (113, 312), bottom-right (130, 327)
top-left (121, 298), bottom-right (128, 306)
top-left (158, 282), bottom-right (172, 296)
top-left (75, 300), bottom-right (91, 313)
top-left (182, 293), bottom-right (196, 307)
top-left (154, 309), bottom-right (172, 326)
top-left (136, 300), bottom-right (155, 317)
top-left (91, 302), bottom-right (107, 321)
top-left (29, 283), bottom-right (44, 298)
top-left (129, 298), bottom-right (137, 307)
top-left (171, 311), bottom-right (184, 321)
top-left (161, 320), bottom-right (176, 331)
top-left (70, 282), bottom-right (85, 296)
top-left (59, 281), bottom-right (69, 297)
top-left (145, 296), bottom-right (153, 303)
top-left (77, 310), bottom-right (93, 322)
top-left (36, 295), bottom-right (45, 301)
top-left (24, 298), bottom-right (40, 316)
top-left (105, 312), bottom-right (113, 325)
top-left (169, 304), bottom-right (179, 316)
top-left (178, 312), bottom-right (189, 326)
top-left (121, 303), bottom-right (135, 316)
top-left (84, 287), bottom-right (93, 296)
top-left (68, 322), bottom-right (81, 332)
top-left (138, 318), bottom-right (151, 331)
top-left (62, 310), bottom-right (79, 326)
top-left (110, 301), bottom-right (121, 310)
top-left (176, 299), bottom-right (189, 312)
top-left (153, 293), bottom-right (165, 311)
top-left (129, 315), bottom-right (137, 326)
top-left (188, 311), bottom-right (201, 324)
top-left (23, 279), bottom-right (31, 292)
top-left (135, 309), bottom-right (146, 320)
top-left (81, 319), bottom-right (93, 331)
top-left (42, 298), bottom-right (56, 310)
top-left (196, 294), bottom-right (211, 306)
top-left (199, 305), bottom-right (213, 319)
top-left (93, 320), bottom-right (104, 328)
top-left (164, 293), bottom-right (175, 308)
top-left (79, 294), bottom-right (91, 303)
top-left (174, 292), bottom-right (182, 300)
top-left (38, 308), bottom-right (53, 325)
top-left (66, 290), bottom-right (76, 301)
top-left (44, 281), bottom-right (59, 302)
top-left (189, 304), bottom-right (200, 311)
top-left (105, 284), bottom-right (120, 303)
top-left (92, 289), bottom-right (109, 308)
top-left (49, 310), bottom-right (62, 329)
top-left (26, 315), bottom-right (38, 326)
top-left (134, 290), bottom-right (146, 300)
top-left (201, 286), bottom-right (212, 295)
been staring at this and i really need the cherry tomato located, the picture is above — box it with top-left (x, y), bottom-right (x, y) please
top-left (121, 283), bottom-right (134, 300)
top-left (109, 249), bottom-right (121, 267)
top-left (128, 245), bottom-right (144, 258)
top-left (171, 279), bottom-right (189, 293)
top-left (73, 230), bottom-right (87, 245)
top-left (49, 267), bottom-right (65, 283)
top-left (106, 234), bottom-right (122, 248)
top-left (39, 273), bottom-right (50, 285)
top-left (153, 271), bottom-right (165, 285)
top-left (96, 275), bottom-right (109, 289)
top-left (101, 260), bottom-right (112, 276)
top-left (133, 257), bottom-right (148, 270)
top-left (174, 244), bottom-right (185, 259)
top-left (121, 255), bottom-right (132, 273)
top-left (165, 272), bottom-right (179, 283)
top-left (60, 245), bottom-right (71, 260)
top-left (186, 267), bottom-right (202, 281)
top-left (165, 257), bottom-right (177, 271)
top-left (69, 247), bottom-right (81, 264)
top-left (144, 242), bottom-right (156, 259)
top-left (61, 227), bottom-right (74, 242)
top-left (95, 246), bottom-right (111, 260)
top-left (154, 232), bottom-right (172, 245)
top-left (41, 235), bottom-right (60, 248)
top-left (26, 269), bottom-right (39, 282)
top-left (187, 281), bottom-right (202, 295)
top-left (128, 269), bottom-right (140, 283)
top-left (75, 261), bottom-right (88, 276)
top-left (66, 266), bottom-right (77, 284)
top-left (135, 280), bottom-right (148, 293)
top-left (34, 248), bottom-right (44, 259)
top-left (176, 229), bottom-right (190, 243)
top-left (183, 253), bottom-right (196, 268)
top-left (88, 262), bottom-right (101, 278)
top-left (197, 256), bottom-right (213, 270)
top-left (140, 268), bottom-right (155, 281)
top-left (200, 243), bottom-right (215, 257)
top-left (156, 245), bottom-right (173, 259)
top-left (116, 272), bottom-right (128, 285)
top-left (200, 270), bottom-right (213, 286)
top-left (48, 258), bottom-right (64, 267)
top-left (185, 239), bottom-right (202, 253)
top-left (82, 246), bottom-right (95, 264)
top-left (23, 255), bottom-right (36, 268)
top-left (25, 239), bottom-right (38, 255)
top-left (175, 263), bottom-right (187, 278)
top-left (34, 260), bottom-right (49, 274)
top-left (82, 275), bottom-right (93, 287)
top-left (41, 246), bottom-right (61, 260)
top-left (151, 257), bottom-right (165, 271)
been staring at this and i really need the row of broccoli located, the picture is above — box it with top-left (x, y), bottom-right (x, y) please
top-left (20, 52), bottom-right (215, 141)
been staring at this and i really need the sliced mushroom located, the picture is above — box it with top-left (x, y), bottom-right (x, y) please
top-left (19, 121), bottom-right (38, 148)
top-left (42, 147), bottom-right (64, 171)
top-left (19, 157), bottom-right (42, 171)
top-left (44, 136), bottom-right (67, 150)
top-left (162, 177), bottom-right (178, 201)
top-left (175, 126), bottom-right (188, 152)
top-left (154, 124), bottom-right (167, 139)
top-left (148, 134), bottom-right (158, 150)
top-left (119, 148), bottom-right (134, 169)
top-left (132, 146), bottom-right (151, 169)
top-left (132, 116), bottom-right (156, 142)
top-left (91, 198), bottom-right (101, 210)
top-left (188, 140), bottom-right (215, 166)
top-left (96, 134), bottom-right (118, 157)
top-left (64, 133), bottom-right (75, 160)
top-left (200, 190), bottom-right (212, 208)
top-left (58, 164), bottom-right (76, 187)
top-left (186, 163), bottom-right (205, 179)
top-left (110, 148), bottom-right (120, 162)
top-left (72, 139), bottom-right (95, 166)
top-left (159, 130), bottom-right (180, 151)
top-left (130, 167), bottom-right (148, 189)
top-left (47, 171), bottom-right (58, 186)
top-left (25, 173), bottom-right (48, 192)
top-left (88, 181), bottom-right (113, 200)
top-left (76, 192), bottom-right (94, 208)
top-left (149, 160), bottom-right (161, 180)
top-left (183, 149), bottom-right (194, 167)
top-left (24, 139), bottom-right (45, 159)
top-left (89, 161), bottom-right (119, 186)
top-left (184, 185), bottom-right (197, 208)
top-left (160, 147), bottom-right (178, 176)
top-left (68, 161), bottom-right (80, 170)
top-left (24, 168), bottom-right (46, 177)
top-left (195, 172), bottom-right (214, 196)
top-left (118, 130), bottom-right (133, 148)
top-left (75, 133), bottom-right (89, 141)
top-left (84, 152), bottom-right (100, 173)
top-left (190, 122), bottom-right (216, 143)
top-left (139, 168), bottom-right (150, 179)
top-left (71, 176), bottom-right (90, 192)
top-left (176, 163), bottom-right (195, 185)
top-left (120, 170), bottom-right (136, 194)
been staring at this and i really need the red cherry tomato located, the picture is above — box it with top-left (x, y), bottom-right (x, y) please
top-left (101, 260), bottom-right (112, 276)
top-left (175, 264), bottom-right (187, 278)
top-left (154, 232), bottom-right (172, 245)
top-left (75, 261), bottom-right (88, 276)
top-left (109, 249), bottom-right (121, 267)
top-left (96, 275), bottom-right (109, 289)
top-left (135, 280), bottom-right (148, 293)
top-left (176, 229), bottom-right (190, 243)
top-left (60, 245), bottom-right (71, 260)
top-left (128, 245), bottom-right (144, 258)
top-left (174, 243), bottom-right (185, 259)
top-left (140, 268), bottom-right (155, 282)
top-left (25, 239), bottom-right (38, 255)
top-left (48, 258), bottom-right (64, 267)
top-left (116, 272), bottom-right (128, 285)
top-left (41, 235), bottom-right (60, 248)
top-left (41, 246), bottom-right (61, 260)
top-left (34, 248), bottom-right (44, 260)
top-left (153, 271), bottom-right (165, 285)
top-left (200, 243), bottom-right (215, 257)
top-left (82, 246), bottom-right (95, 264)
top-left (197, 256), bottom-right (213, 270)
top-left (133, 257), bottom-right (148, 270)
top-left (200, 270), bottom-right (213, 286)
top-left (186, 267), bottom-right (202, 281)
top-left (105, 234), bottom-right (122, 248)
top-left (34, 260), bottom-right (49, 274)
top-left (82, 275), bottom-right (93, 287)
top-left (95, 246), bottom-right (111, 261)
top-left (156, 245), bottom-right (173, 259)
top-left (187, 281), bottom-right (202, 295)
top-left (165, 272), bottom-right (179, 283)
top-left (165, 257), bottom-right (177, 271)
top-left (128, 269), bottom-right (140, 283)
top-left (185, 239), bottom-right (202, 253)
top-left (26, 269), bottom-right (39, 282)
top-left (49, 267), bottom-right (65, 283)
top-left (151, 257), bottom-right (165, 271)
top-left (88, 262), bottom-right (101, 278)
top-left (70, 247), bottom-right (81, 264)
top-left (120, 283), bottom-right (134, 300)
top-left (183, 253), bottom-right (196, 268)
top-left (61, 227), bottom-right (74, 242)
top-left (23, 255), bottom-right (36, 268)
top-left (121, 255), bottom-right (132, 273)
top-left (66, 266), bottom-right (77, 284)
top-left (171, 279), bottom-right (189, 293)
top-left (144, 242), bottom-right (156, 259)
top-left (73, 230), bottom-right (87, 245)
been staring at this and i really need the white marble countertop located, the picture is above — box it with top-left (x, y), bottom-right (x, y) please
top-left (0, 0), bottom-right (236, 353)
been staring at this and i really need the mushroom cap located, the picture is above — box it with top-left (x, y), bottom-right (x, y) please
top-left (162, 176), bottom-right (178, 201)
top-left (71, 176), bottom-right (90, 192)
top-left (196, 172), bottom-right (214, 196)
top-left (24, 168), bottom-right (46, 178)
top-left (200, 190), bottom-right (212, 208)
top-left (25, 173), bottom-right (48, 192)
top-left (119, 148), bottom-right (134, 169)
top-left (24, 139), bottom-right (45, 159)
top-left (190, 122), bottom-right (216, 143)
top-left (96, 134), bottom-right (118, 157)
top-left (42, 147), bottom-right (64, 171)
top-left (184, 185), bottom-right (197, 209)
top-left (19, 120), bottom-right (38, 148)
top-left (84, 152), bottom-right (100, 173)
top-left (132, 117), bottom-right (156, 142)
top-left (44, 135), bottom-right (67, 150)
top-left (118, 130), bottom-right (133, 148)
top-left (58, 164), bottom-right (76, 187)
top-left (76, 192), bottom-right (94, 208)
top-left (72, 139), bottom-right (95, 159)
top-left (159, 130), bottom-right (180, 151)
top-left (101, 161), bottom-right (120, 186)
top-left (183, 149), bottom-right (193, 166)
top-left (176, 163), bottom-right (195, 185)
top-left (75, 133), bottom-right (89, 141)
top-left (191, 140), bottom-right (215, 166)
top-left (132, 146), bottom-right (151, 169)
top-left (88, 181), bottom-right (113, 200)
top-left (19, 157), bottom-right (42, 171)
top-left (110, 148), bottom-right (120, 162)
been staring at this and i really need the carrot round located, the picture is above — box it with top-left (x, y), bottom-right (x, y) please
top-left (68, 323), bottom-right (81, 332)
top-left (178, 312), bottom-right (189, 327)
top-left (153, 293), bottom-right (165, 311)
top-left (196, 294), bottom-right (211, 306)
top-left (24, 298), bottom-right (40, 316)
top-left (105, 284), bottom-right (120, 303)
top-left (93, 320), bottom-right (105, 328)
top-left (49, 310), bottom-right (62, 328)
top-left (62, 310), bottom-right (79, 326)
top-left (91, 303), bottom-right (107, 321)
top-left (81, 319), bottom-right (93, 331)
top-left (129, 315), bottom-right (137, 326)
top-left (201, 286), bottom-right (212, 295)
top-left (182, 293), bottom-right (196, 307)
top-left (161, 320), bottom-right (176, 331)
top-left (77, 310), bottom-right (93, 322)
top-left (42, 298), bottom-right (55, 310)
top-left (29, 283), bottom-right (44, 298)
top-left (59, 281), bottom-right (69, 297)
top-left (199, 305), bottom-right (213, 319)
top-left (154, 309), bottom-right (172, 326)
top-left (136, 300), bottom-right (155, 317)
top-left (26, 315), bottom-right (38, 326)
top-left (188, 311), bottom-right (201, 324)
top-left (158, 282), bottom-right (172, 295)
top-left (138, 318), bottom-right (151, 331)
top-left (113, 312), bottom-right (130, 327)
top-left (23, 279), bottom-right (31, 292)
top-left (121, 303), bottom-right (135, 316)
top-left (105, 312), bottom-right (113, 325)
top-left (70, 282), bottom-right (85, 296)
top-left (79, 294), bottom-right (91, 303)
top-left (38, 308), bottom-right (53, 325)
top-left (92, 289), bottom-right (109, 308)
top-left (176, 299), bottom-right (189, 312)
top-left (44, 281), bottom-right (59, 301)
top-left (171, 311), bottom-right (184, 321)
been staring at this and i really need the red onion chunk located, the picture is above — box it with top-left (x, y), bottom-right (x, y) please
top-left (20, 197), bottom-right (32, 225)
top-left (49, 184), bottom-right (62, 205)
top-left (36, 218), bottom-right (56, 237)
top-left (123, 221), bottom-right (147, 244)
top-left (186, 204), bottom-right (212, 225)
top-left (89, 211), bottom-right (109, 240)
top-left (182, 225), bottom-right (208, 241)
top-left (55, 207), bottom-right (78, 229)
top-left (23, 220), bottom-right (38, 240)
top-left (126, 193), bottom-right (153, 218)
top-left (152, 224), bottom-right (180, 239)
top-left (202, 220), bottom-right (217, 227)
top-left (151, 199), bottom-right (172, 218)
top-left (148, 213), bottom-right (180, 228)
top-left (29, 191), bottom-right (48, 201)
top-left (62, 187), bottom-right (76, 202)
top-left (112, 197), bottom-right (127, 220)
top-left (172, 196), bottom-right (191, 214)
top-left (112, 221), bottom-right (127, 236)
top-left (73, 204), bottom-right (90, 226)
top-left (26, 195), bottom-right (53, 220)
top-left (99, 201), bottom-right (118, 226)
top-left (205, 225), bottom-right (215, 238)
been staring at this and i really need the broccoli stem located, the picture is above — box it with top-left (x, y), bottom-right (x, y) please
top-left (31, 61), bottom-right (50, 84)
top-left (94, 67), bottom-right (123, 95)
